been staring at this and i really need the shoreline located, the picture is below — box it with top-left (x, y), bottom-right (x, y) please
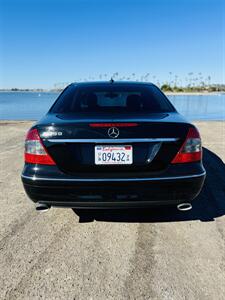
top-left (0, 90), bottom-right (224, 96)
top-left (165, 92), bottom-right (224, 96)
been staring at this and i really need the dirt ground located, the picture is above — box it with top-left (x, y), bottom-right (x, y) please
top-left (0, 121), bottom-right (224, 300)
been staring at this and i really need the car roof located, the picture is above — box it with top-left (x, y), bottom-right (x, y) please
top-left (70, 81), bottom-right (155, 87)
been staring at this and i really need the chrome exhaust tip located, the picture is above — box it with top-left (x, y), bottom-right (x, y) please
top-left (177, 203), bottom-right (192, 211)
top-left (35, 203), bottom-right (50, 212)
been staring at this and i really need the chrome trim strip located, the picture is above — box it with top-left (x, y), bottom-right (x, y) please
top-left (47, 138), bottom-right (179, 143)
top-left (21, 171), bottom-right (206, 182)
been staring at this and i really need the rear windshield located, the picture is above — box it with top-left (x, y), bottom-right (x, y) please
top-left (50, 84), bottom-right (175, 114)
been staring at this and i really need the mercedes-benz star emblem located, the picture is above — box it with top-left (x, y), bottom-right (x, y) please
top-left (108, 127), bottom-right (120, 139)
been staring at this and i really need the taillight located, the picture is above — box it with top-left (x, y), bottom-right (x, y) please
top-left (25, 128), bottom-right (56, 165)
top-left (171, 127), bottom-right (202, 163)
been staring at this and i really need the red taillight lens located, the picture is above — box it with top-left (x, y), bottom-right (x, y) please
top-left (25, 129), bottom-right (56, 165)
top-left (171, 127), bottom-right (202, 164)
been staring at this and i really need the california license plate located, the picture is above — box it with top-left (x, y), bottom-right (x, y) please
top-left (95, 145), bottom-right (133, 165)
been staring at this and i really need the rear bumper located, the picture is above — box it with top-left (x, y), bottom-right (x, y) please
top-left (21, 163), bottom-right (206, 208)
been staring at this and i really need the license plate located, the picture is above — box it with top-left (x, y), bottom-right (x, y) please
top-left (95, 145), bottom-right (133, 165)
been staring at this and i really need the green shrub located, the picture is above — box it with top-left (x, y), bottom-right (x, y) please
top-left (161, 84), bottom-right (173, 92)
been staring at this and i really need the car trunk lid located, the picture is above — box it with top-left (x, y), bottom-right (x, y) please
top-left (37, 113), bottom-right (190, 174)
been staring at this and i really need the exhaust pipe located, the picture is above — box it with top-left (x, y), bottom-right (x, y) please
top-left (35, 203), bottom-right (50, 213)
top-left (177, 203), bottom-right (192, 211)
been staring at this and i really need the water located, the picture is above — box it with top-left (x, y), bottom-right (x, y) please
top-left (0, 92), bottom-right (59, 120)
top-left (168, 94), bottom-right (225, 121)
top-left (0, 91), bottom-right (224, 121)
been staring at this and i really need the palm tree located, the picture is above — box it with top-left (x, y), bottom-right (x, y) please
top-left (174, 75), bottom-right (178, 87)
top-left (112, 72), bottom-right (119, 79)
top-left (197, 73), bottom-right (202, 87)
top-left (144, 73), bottom-right (150, 82)
top-left (207, 76), bottom-right (211, 86)
top-left (169, 72), bottom-right (172, 85)
top-left (188, 72), bottom-right (193, 87)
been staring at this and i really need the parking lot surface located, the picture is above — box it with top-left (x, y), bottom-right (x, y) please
top-left (0, 121), bottom-right (225, 300)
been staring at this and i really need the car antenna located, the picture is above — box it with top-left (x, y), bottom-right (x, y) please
top-left (110, 77), bottom-right (114, 83)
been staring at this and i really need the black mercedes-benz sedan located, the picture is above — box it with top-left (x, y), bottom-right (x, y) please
top-left (21, 81), bottom-right (206, 210)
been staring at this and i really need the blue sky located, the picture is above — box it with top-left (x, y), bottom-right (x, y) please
top-left (0, 0), bottom-right (224, 89)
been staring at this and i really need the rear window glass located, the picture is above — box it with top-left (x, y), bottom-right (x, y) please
top-left (50, 84), bottom-right (175, 114)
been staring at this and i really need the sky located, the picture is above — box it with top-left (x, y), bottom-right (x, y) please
top-left (0, 0), bottom-right (224, 89)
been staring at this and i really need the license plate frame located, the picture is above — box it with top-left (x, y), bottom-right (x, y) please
top-left (95, 145), bottom-right (133, 165)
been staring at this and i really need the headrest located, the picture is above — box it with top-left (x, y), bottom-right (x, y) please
top-left (126, 94), bottom-right (141, 111)
top-left (86, 93), bottom-right (98, 108)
